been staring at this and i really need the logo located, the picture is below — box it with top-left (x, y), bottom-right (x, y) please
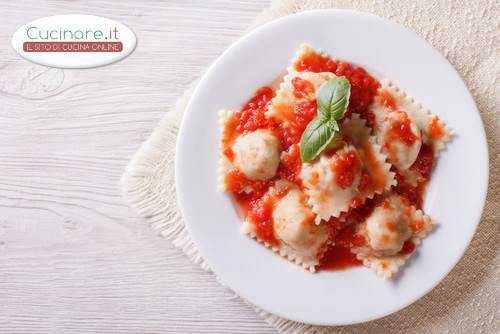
top-left (12, 15), bottom-right (136, 68)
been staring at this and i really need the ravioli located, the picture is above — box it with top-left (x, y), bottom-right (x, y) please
top-left (300, 144), bottom-right (362, 222)
top-left (218, 110), bottom-right (281, 192)
top-left (301, 115), bottom-right (395, 223)
top-left (370, 80), bottom-right (453, 184)
top-left (351, 193), bottom-right (435, 278)
top-left (242, 181), bottom-right (331, 271)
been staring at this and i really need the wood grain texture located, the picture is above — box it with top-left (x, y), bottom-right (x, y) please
top-left (0, 1), bottom-right (277, 333)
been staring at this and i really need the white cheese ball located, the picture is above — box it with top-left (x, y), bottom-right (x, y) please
top-left (365, 198), bottom-right (412, 255)
top-left (233, 129), bottom-right (281, 181)
top-left (381, 111), bottom-right (422, 170)
top-left (272, 188), bottom-right (328, 253)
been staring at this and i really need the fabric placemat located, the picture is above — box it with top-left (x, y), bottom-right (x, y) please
top-left (121, 1), bottom-right (499, 333)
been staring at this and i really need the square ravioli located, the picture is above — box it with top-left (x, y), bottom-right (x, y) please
top-left (242, 181), bottom-right (333, 271)
top-left (351, 193), bottom-right (435, 279)
top-left (218, 44), bottom-right (452, 277)
top-left (300, 115), bottom-right (395, 222)
top-left (218, 109), bottom-right (282, 193)
top-left (370, 80), bottom-right (453, 186)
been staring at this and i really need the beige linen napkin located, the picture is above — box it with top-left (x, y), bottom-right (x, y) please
top-left (121, 1), bottom-right (499, 333)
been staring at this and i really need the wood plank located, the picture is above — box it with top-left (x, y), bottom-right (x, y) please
top-left (0, 1), bottom-right (276, 333)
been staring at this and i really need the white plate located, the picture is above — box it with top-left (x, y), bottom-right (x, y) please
top-left (176, 10), bottom-right (488, 325)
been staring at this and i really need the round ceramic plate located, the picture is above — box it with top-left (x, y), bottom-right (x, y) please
top-left (175, 10), bottom-right (488, 325)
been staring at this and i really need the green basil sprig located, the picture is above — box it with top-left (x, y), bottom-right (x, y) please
top-left (299, 77), bottom-right (351, 162)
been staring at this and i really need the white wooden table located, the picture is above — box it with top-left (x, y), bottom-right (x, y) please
top-left (0, 1), bottom-right (278, 332)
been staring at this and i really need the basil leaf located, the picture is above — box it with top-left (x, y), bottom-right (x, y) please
top-left (300, 117), bottom-right (338, 162)
top-left (316, 76), bottom-right (351, 120)
top-left (299, 76), bottom-right (351, 162)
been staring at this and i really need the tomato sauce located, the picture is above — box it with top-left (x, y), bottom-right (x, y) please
top-left (363, 109), bottom-right (376, 128)
top-left (399, 240), bottom-right (416, 255)
top-left (319, 224), bottom-right (364, 270)
top-left (231, 179), bottom-right (278, 245)
top-left (429, 116), bottom-right (444, 139)
top-left (357, 172), bottom-right (371, 193)
top-left (336, 224), bottom-right (366, 247)
top-left (291, 100), bottom-right (318, 137)
top-left (225, 169), bottom-right (267, 195)
top-left (345, 197), bottom-right (377, 224)
top-left (392, 143), bottom-right (435, 209)
top-left (221, 113), bottom-right (240, 161)
top-left (277, 145), bottom-right (302, 184)
top-left (222, 147), bottom-right (235, 160)
top-left (378, 90), bottom-right (397, 110)
top-left (349, 197), bottom-right (364, 209)
top-left (393, 173), bottom-right (427, 209)
top-left (235, 87), bottom-right (276, 132)
top-left (387, 113), bottom-right (418, 145)
top-left (292, 77), bottom-right (315, 99)
top-left (331, 151), bottom-right (361, 189)
top-left (411, 143), bottom-right (435, 180)
top-left (320, 246), bottom-right (361, 270)
top-left (246, 197), bottom-right (279, 245)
